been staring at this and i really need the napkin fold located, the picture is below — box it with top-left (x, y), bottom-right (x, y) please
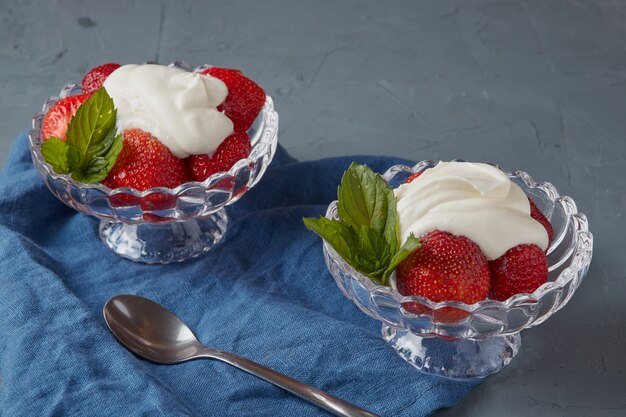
top-left (0, 131), bottom-right (479, 417)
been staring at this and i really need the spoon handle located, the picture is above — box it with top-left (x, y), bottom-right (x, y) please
top-left (201, 349), bottom-right (379, 417)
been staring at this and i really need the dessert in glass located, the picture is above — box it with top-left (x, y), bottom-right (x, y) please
top-left (305, 161), bottom-right (592, 379)
top-left (29, 61), bottom-right (278, 264)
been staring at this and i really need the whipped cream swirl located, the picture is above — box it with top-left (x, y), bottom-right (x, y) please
top-left (394, 162), bottom-right (549, 260)
top-left (104, 64), bottom-right (234, 158)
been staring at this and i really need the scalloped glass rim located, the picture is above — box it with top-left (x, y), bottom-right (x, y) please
top-left (323, 160), bottom-right (593, 322)
top-left (28, 61), bottom-right (277, 199)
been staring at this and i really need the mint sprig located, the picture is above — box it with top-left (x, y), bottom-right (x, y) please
top-left (303, 163), bottom-right (420, 286)
top-left (41, 88), bottom-right (123, 183)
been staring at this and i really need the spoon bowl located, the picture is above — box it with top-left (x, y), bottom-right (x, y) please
top-left (104, 295), bottom-right (202, 363)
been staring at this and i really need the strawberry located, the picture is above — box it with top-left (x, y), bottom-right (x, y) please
top-left (187, 132), bottom-right (251, 181)
top-left (103, 129), bottom-right (190, 212)
top-left (489, 244), bottom-right (548, 301)
top-left (81, 63), bottom-right (121, 95)
top-left (396, 230), bottom-right (490, 320)
top-left (405, 171), bottom-right (422, 183)
top-left (41, 94), bottom-right (90, 141)
top-left (529, 198), bottom-right (554, 246)
top-left (202, 67), bottom-right (265, 132)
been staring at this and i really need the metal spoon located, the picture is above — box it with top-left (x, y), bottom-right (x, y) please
top-left (103, 295), bottom-right (379, 417)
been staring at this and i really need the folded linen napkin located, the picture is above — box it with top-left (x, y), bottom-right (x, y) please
top-left (0, 131), bottom-right (479, 416)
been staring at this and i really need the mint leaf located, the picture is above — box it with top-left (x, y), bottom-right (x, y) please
top-left (66, 88), bottom-right (117, 163)
top-left (304, 163), bottom-right (421, 288)
top-left (69, 128), bottom-right (123, 183)
top-left (304, 217), bottom-right (393, 285)
top-left (303, 217), bottom-right (358, 265)
top-left (383, 234), bottom-right (420, 285)
top-left (41, 137), bottom-right (69, 174)
top-left (354, 226), bottom-right (393, 285)
top-left (104, 132), bottom-right (124, 173)
top-left (42, 88), bottom-right (123, 183)
top-left (337, 163), bottom-right (399, 252)
top-left (66, 144), bottom-right (81, 172)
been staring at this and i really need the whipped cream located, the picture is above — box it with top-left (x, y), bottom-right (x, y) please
top-left (394, 162), bottom-right (549, 260)
top-left (103, 64), bottom-right (234, 158)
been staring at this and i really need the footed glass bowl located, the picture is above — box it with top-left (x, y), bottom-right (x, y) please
top-left (323, 161), bottom-right (592, 379)
top-left (29, 61), bottom-right (278, 264)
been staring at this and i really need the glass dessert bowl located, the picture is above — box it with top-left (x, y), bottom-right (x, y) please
top-left (322, 160), bottom-right (592, 379)
top-left (28, 61), bottom-right (278, 264)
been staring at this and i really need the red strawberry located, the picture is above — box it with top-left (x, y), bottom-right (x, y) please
top-left (396, 230), bottom-right (490, 321)
top-left (528, 198), bottom-right (554, 246)
top-left (202, 67), bottom-right (265, 132)
top-left (489, 244), bottom-right (548, 301)
top-left (81, 63), bottom-right (121, 95)
top-left (41, 94), bottom-right (90, 141)
top-left (405, 171), bottom-right (422, 183)
top-left (103, 129), bottom-right (190, 212)
top-left (187, 132), bottom-right (251, 181)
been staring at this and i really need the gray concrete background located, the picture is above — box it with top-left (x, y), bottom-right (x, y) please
top-left (1, 0), bottom-right (625, 416)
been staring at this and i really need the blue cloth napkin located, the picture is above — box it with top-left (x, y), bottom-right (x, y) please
top-left (0, 131), bottom-right (479, 417)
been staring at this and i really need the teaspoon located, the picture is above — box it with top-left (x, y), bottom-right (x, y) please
top-left (103, 295), bottom-right (379, 417)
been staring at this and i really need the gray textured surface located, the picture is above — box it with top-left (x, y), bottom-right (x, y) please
top-left (1, 0), bottom-right (625, 416)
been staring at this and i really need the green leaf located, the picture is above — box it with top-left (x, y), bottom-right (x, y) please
top-left (304, 217), bottom-right (396, 285)
top-left (383, 234), bottom-right (421, 285)
top-left (44, 88), bottom-right (123, 183)
top-left (41, 137), bottom-right (69, 174)
top-left (66, 144), bottom-right (81, 172)
top-left (353, 226), bottom-right (392, 284)
top-left (104, 133), bottom-right (124, 173)
top-left (303, 217), bottom-right (358, 266)
top-left (356, 226), bottom-right (389, 263)
top-left (303, 163), bottom-right (421, 288)
top-left (337, 163), bottom-right (399, 252)
top-left (71, 134), bottom-right (122, 183)
top-left (66, 88), bottom-right (117, 166)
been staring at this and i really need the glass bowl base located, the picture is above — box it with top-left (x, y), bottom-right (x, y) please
top-left (99, 210), bottom-right (228, 264)
top-left (382, 324), bottom-right (521, 379)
